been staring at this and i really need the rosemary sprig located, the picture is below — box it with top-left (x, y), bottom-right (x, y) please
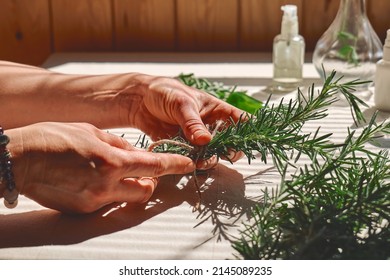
top-left (159, 71), bottom-right (368, 172)
top-left (233, 118), bottom-right (390, 259)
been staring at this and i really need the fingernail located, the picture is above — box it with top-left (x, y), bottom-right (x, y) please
top-left (227, 150), bottom-right (237, 160)
top-left (196, 156), bottom-right (218, 170)
top-left (192, 130), bottom-right (211, 145)
top-left (184, 160), bottom-right (196, 173)
top-left (226, 150), bottom-right (244, 162)
top-left (139, 177), bottom-right (158, 203)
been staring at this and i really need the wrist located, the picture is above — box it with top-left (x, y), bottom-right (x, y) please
top-left (46, 72), bottom-right (148, 129)
top-left (115, 73), bottom-right (151, 128)
top-left (41, 72), bottom-right (132, 128)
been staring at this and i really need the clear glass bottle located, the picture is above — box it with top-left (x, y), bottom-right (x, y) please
top-left (272, 5), bottom-right (305, 92)
top-left (312, 0), bottom-right (383, 88)
top-left (374, 29), bottom-right (390, 111)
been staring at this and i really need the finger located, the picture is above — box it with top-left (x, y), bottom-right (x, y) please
top-left (174, 103), bottom-right (211, 146)
top-left (97, 131), bottom-right (134, 151)
top-left (220, 149), bottom-right (245, 162)
top-left (196, 155), bottom-right (218, 170)
top-left (182, 118), bottom-right (211, 146)
top-left (118, 177), bottom-right (158, 203)
top-left (232, 110), bottom-right (249, 123)
top-left (115, 149), bottom-right (196, 177)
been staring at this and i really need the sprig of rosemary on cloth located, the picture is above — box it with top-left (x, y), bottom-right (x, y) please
top-left (233, 117), bottom-right (390, 259)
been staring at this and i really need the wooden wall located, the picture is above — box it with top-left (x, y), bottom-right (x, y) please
top-left (0, 0), bottom-right (389, 66)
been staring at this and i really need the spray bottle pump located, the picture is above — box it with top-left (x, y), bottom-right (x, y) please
top-left (280, 5), bottom-right (298, 37)
top-left (272, 5), bottom-right (305, 92)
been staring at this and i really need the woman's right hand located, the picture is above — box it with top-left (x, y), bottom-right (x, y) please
top-left (6, 122), bottom-right (196, 213)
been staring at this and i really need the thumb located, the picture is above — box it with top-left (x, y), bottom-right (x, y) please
top-left (178, 108), bottom-right (211, 146)
top-left (119, 177), bottom-right (158, 203)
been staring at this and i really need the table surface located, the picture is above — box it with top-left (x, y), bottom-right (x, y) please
top-left (0, 52), bottom-right (386, 260)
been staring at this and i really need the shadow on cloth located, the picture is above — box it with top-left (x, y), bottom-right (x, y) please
top-left (0, 163), bottom-right (264, 249)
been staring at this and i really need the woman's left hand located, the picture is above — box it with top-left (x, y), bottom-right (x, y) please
top-left (125, 74), bottom-right (244, 152)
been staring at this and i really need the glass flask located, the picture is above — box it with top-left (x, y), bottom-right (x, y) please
top-left (312, 0), bottom-right (383, 88)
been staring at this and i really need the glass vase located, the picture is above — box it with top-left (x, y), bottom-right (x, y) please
top-left (312, 0), bottom-right (383, 88)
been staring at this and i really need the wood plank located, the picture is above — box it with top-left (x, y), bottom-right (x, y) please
top-left (0, 0), bottom-right (51, 65)
top-left (114, 0), bottom-right (175, 51)
top-left (367, 0), bottom-right (390, 44)
top-left (176, 0), bottom-right (239, 51)
top-left (51, 0), bottom-right (113, 52)
top-left (302, 0), bottom-right (340, 51)
top-left (240, 0), bottom-right (303, 51)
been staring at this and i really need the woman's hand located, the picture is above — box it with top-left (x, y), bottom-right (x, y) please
top-left (127, 74), bottom-right (244, 147)
top-left (0, 62), bottom-right (244, 162)
top-left (7, 122), bottom-right (196, 213)
top-left (0, 62), bottom-right (242, 146)
top-left (122, 74), bottom-right (245, 163)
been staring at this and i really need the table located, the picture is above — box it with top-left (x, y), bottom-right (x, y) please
top-left (0, 52), bottom-right (384, 260)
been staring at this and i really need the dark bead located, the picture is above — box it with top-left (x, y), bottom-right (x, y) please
top-left (5, 160), bottom-right (12, 169)
top-left (0, 134), bottom-right (10, 146)
top-left (0, 127), bottom-right (3, 134)
top-left (6, 181), bottom-right (15, 191)
top-left (5, 171), bottom-right (14, 179)
top-left (3, 188), bottom-right (18, 208)
top-left (4, 199), bottom-right (18, 209)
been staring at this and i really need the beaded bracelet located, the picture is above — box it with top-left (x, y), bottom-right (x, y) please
top-left (0, 126), bottom-right (18, 208)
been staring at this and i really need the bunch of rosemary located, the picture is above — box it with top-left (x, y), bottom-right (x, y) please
top-left (233, 117), bottom-right (390, 259)
top-left (147, 71), bottom-right (389, 259)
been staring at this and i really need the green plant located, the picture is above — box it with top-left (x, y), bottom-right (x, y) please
top-left (177, 73), bottom-right (262, 114)
top-left (337, 31), bottom-right (360, 66)
top-left (142, 71), bottom-right (390, 259)
top-left (233, 117), bottom-right (390, 259)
